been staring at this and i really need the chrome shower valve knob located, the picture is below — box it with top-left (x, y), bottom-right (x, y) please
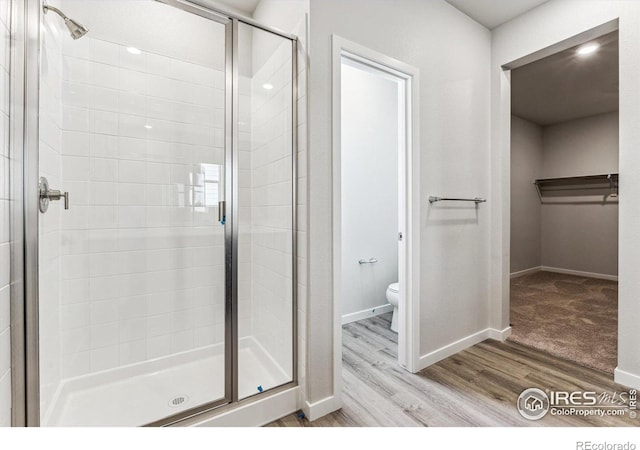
top-left (39, 177), bottom-right (69, 213)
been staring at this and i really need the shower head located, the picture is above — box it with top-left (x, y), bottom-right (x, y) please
top-left (63, 16), bottom-right (89, 40)
top-left (43, 3), bottom-right (89, 40)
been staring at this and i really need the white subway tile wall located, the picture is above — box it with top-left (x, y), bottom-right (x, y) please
top-left (0, 0), bottom-right (10, 428)
top-left (33, 2), bottom-right (305, 422)
top-left (243, 31), bottom-right (295, 382)
top-left (38, 2), bottom-right (64, 418)
top-left (54, 35), bottom-right (226, 379)
top-left (238, 74), bottom-right (254, 340)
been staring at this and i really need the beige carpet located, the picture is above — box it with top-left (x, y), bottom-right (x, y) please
top-left (509, 271), bottom-right (618, 374)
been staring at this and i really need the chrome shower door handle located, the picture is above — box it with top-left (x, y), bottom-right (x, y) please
top-left (39, 176), bottom-right (69, 213)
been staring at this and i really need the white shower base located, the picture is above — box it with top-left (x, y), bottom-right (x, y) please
top-left (43, 337), bottom-right (290, 427)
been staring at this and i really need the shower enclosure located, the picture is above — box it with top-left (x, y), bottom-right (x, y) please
top-left (18, 0), bottom-right (297, 426)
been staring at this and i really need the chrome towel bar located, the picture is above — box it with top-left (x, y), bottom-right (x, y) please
top-left (358, 258), bottom-right (378, 265)
top-left (429, 196), bottom-right (486, 204)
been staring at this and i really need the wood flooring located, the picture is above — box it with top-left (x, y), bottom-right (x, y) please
top-left (268, 313), bottom-right (636, 427)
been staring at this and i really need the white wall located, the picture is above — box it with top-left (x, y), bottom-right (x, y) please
top-left (309, 0), bottom-right (491, 408)
top-left (510, 115), bottom-right (542, 274)
top-left (541, 112), bottom-right (618, 276)
top-left (0, 0), bottom-right (11, 428)
top-left (541, 112), bottom-right (619, 178)
top-left (511, 113), bottom-right (619, 277)
top-left (340, 61), bottom-right (398, 320)
top-left (491, 0), bottom-right (640, 388)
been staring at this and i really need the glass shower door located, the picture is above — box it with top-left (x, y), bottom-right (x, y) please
top-left (36, 0), bottom-right (230, 426)
top-left (236, 22), bottom-right (295, 400)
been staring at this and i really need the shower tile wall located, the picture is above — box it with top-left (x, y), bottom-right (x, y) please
top-left (249, 39), bottom-right (294, 374)
top-left (56, 35), bottom-right (226, 379)
top-left (0, 0), bottom-right (11, 428)
top-left (34, 0), bottom-right (302, 415)
top-left (238, 75), bottom-right (253, 340)
top-left (39, 4), bottom-right (64, 417)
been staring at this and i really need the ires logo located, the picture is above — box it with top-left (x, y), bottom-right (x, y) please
top-left (549, 391), bottom-right (598, 406)
top-left (517, 388), bottom-right (550, 420)
top-left (517, 388), bottom-right (636, 421)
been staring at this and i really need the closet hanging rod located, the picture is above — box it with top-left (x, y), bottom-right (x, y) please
top-left (533, 173), bottom-right (619, 202)
top-left (429, 196), bottom-right (486, 204)
top-left (533, 173), bottom-right (618, 186)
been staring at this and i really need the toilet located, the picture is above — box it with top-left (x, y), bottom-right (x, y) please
top-left (385, 282), bottom-right (399, 332)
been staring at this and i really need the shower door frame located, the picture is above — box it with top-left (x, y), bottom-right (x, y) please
top-left (15, 0), bottom-right (298, 427)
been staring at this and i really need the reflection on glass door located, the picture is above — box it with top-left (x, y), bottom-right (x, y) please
top-left (236, 23), bottom-right (294, 400)
top-left (37, 0), bottom-right (228, 426)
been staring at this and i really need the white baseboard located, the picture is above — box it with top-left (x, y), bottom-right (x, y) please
top-left (541, 266), bottom-right (618, 281)
top-left (614, 367), bottom-right (640, 390)
top-left (510, 266), bottom-right (541, 278)
top-left (488, 326), bottom-right (512, 341)
top-left (417, 329), bottom-right (488, 371)
top-left (192, 387), bottom-right (299, 427)
top-left (417, 327), bottom-right (512, 371)
top-left (341, 304), bottom-right (394, 325)
top-left (510, 265), bottom-right (618, 281)
top-left (302, 395), bottom-right (341, 421)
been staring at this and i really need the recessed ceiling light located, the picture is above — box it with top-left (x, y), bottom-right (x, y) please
top-left (576, 42), bottom-right (600, 57)
top-left (127, 47), bottom-right (142, 55)
top-left (144, 124), bottom-right (153, 129)
top-left (263, 83), bottom-right (274, 90)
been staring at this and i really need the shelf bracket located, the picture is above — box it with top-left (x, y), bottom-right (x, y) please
top-left (608, 174), bottom-right (619, 198)
top-left (533, 181), bottom-right (542, 203)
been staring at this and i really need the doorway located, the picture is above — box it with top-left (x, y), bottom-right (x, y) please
top-left (508, 30), bottom-right (619, 374)
top-left (340, 57), bottom-right (402, 327)
top-left (331, 36), bottom-right (420, 400)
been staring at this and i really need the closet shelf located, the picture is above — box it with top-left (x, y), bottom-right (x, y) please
top-left (533, 173), bottom-right (618, 202)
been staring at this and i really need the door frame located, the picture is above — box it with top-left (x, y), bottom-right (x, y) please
top-left (15, 0), bottom-right (299, 427)
top-left (496, 20), bottom-right (620, 369)
top-left (331, 35), bottom-right (421, 407)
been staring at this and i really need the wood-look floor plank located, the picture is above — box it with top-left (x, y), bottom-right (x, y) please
top-left (267, 314), bottom-right (635, 427)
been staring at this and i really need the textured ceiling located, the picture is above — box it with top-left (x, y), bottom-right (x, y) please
top-left (511, 31), bottom-right (619, 126)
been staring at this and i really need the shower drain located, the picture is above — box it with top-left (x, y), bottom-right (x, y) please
top-left (168, 395), bottom-right (189, 407)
